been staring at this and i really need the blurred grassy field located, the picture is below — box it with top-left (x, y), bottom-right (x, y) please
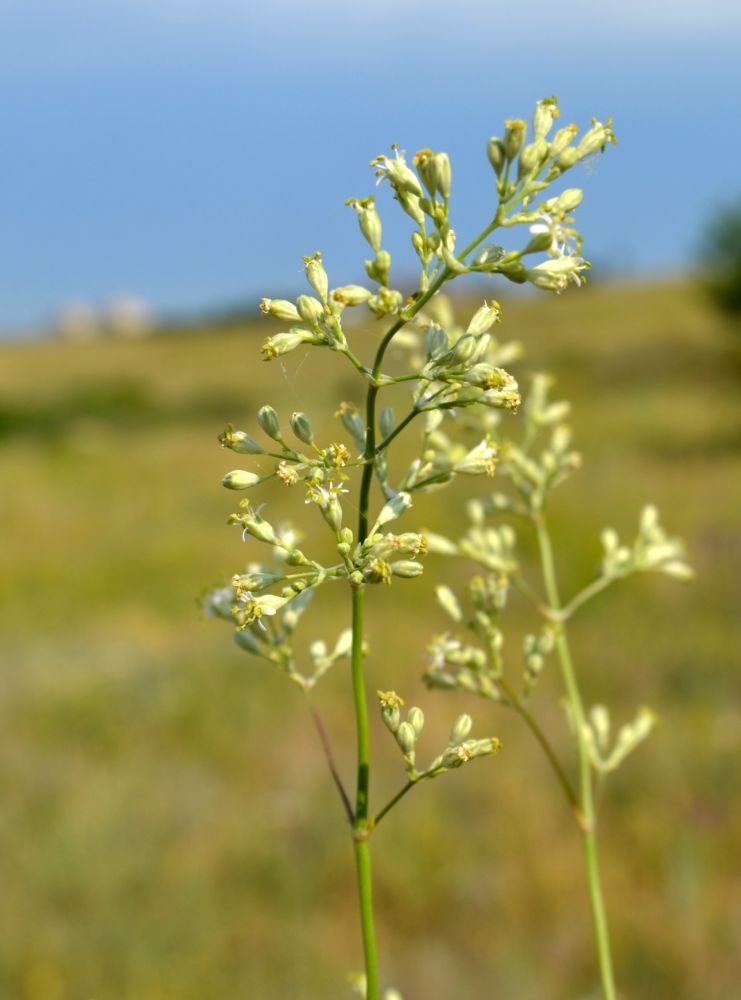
top-left (1, 280), bottom-right (740, 1000)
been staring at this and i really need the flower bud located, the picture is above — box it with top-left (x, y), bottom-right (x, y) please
top-left (518, 138), bottom-right (549, 179)
top-left (320, 494), bottom-right (343, 533)
top-left (303, 252), bottom-right (328, 301)
top-left (533, 96), bottom-right (560, 140)
top-left (378, 690), bottom-right (404, 734)
top-left (407, 706), bottom-right (425, 735)
top-left (503, 119), bottom-right (527, 161)
top-left (487, 137), bottom-right (506, 176)
top-left (347, 196), bottom-right (382, 253)
top-left (296, 294), bottom-right (324, 325)
top-left (436, 585), bottom-right (462, 623)
top-left (261, 330), bottom-right (315, 360)
top-left (471, 244), bottom-right (505, 268)
top-left (234, 629), bottom-right (261, 654)
top-left (450, 334), bottom-right (479, 366)
top-left (466, 300), bottom-right (502, 335)
top-left (450, 713), bottom-right (473, 744)
top-left (290, 411), bottom-right (314, 444)
top-left (556, 147), bottom-right (581, 172)
top-left (552, 188), bottom-right (583, 214)
top-left (523, 229), bottom-right (554, 255)
top-left (258, 405), bottom-right (282, 440)
top-left (218, 425), bottom-right (264, 454)
top-left (396, 188), bottom-right (425, 226)
top-left (576, 117), bottom-right (617, 159)
top-left (371, 492), bottom-right (412, 534)
top-left (424, 324), bottom-right (449, 359)
top-left (379, 406), bottom-right (396, 438)
top-left (549, 123), bottom-right (578, 156)
top-left (414, 149), bottom-right (452, 200)
top-left (365, 250), bottom-right (391, 287)
top-left (396, 721), bottom-right (416, 755)
top-left (390, 560), bottom-right (424, 578)
top-left (222, 470), bottom-right (261, 490)
top-left (259, 298), bottom-right (301, 322)
top-left (332, 285), bottom-right (373, 306)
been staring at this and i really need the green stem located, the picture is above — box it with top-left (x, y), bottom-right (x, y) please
top-left (350, 583), bottom-right (378, 998)
top-left (533, 510), bottom-right (617, 1000)
top-left (498, 676), bottom-right (580, 819)
top-left (376, 407), bottom-right (420, 454)
top-left (348, 209), bottom-right (511, 995)
top-left (373, 779), bottom-right (416, 828)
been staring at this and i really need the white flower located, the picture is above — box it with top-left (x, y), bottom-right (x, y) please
top-left (526, 256), bottom-right (591, 293)
top-left (529, 212), bottom-right (580, 257)
top-left (304, 480), bottom-right (349, 508)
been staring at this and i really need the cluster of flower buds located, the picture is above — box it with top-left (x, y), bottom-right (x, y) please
top-left (260, 252), bottom-right (378, 357)
top-left (580, 704), bottom-right (658, 774)
top-left (377, 691), bottom-right (501, 780)
top-left (414, 312), bottom-right (521, 413)
top-left (487, 98), bottom-right (616, 196)
top-left (483, 99), bottom-right (616, 293)
top-left (377, 690), bottom-right (425, 775)
top-left (306, 628), bottom-right (354, 686)
top-left (424, 631), bottom-right (503, 702)
top-left (522, 627), bottom-right (556, 697)
top-left (220, 406), bottom-right (363, 529)
top-left (503, 420), bottom-right (581, 511)
top-left (600, 505), bottom-right (693, 581)
top-left (356, 530), bottom-right (427, 586)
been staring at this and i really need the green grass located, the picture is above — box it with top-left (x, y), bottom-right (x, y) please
top-left (1, 280), bottom-right (740, 999)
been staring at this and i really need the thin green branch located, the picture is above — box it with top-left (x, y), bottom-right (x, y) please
top-left (375, 407), bottom-right (421, 454)
top-left (533, 509), bottom-right (617, 1000)
top-left (304, 693), bottom-right (355, 824)
top-left (372, 779), bottom-right (416, 828)
top-left (498, 675), bottom-right (581, 820)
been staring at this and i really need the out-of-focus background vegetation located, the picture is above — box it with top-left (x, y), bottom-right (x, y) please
top-left (1, 279), bottom-right (740, 999)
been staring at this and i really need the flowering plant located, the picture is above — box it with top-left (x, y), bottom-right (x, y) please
top-left (204, 98), bottom-right (688, 999)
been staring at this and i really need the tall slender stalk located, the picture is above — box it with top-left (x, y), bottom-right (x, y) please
top-left (533, 510), bottom-right (617, 1000)
top-left (350, 581), bottom-right (379, 997)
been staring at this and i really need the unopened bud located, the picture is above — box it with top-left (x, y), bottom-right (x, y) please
top-left (503, 119), bottom-right (527, 161)
top-left (549, 123), bottom-right (578, 157)
top-left (390, 560), bottom-right (424, 578)
top-left (407, 706), bottom-right (425, 735)
top-left (576, 118), bottom-right (616, 159)
top-left (296, 294), bottom-right (324, 325)
top-left (487, 136), bottom-right (506, 176)
top-left (218, 425), bottom-right (264, 454)
top-left (332, 284), bottom-right (373, 306)
top-left (450, 713), bottom-right (473, 744)
top-left (467, 300), bottom-right (501, 335)
top-left (556, 147), bottom-right (580, 172)
top-left (533, 96), bottom-right (560, 140)
top-left (290, 411), bottom-right (314, 444)
top-left (552, 188), bottom-right (583, 214)
top-left (396, 721), bottom-right (416, 755)
top-left (303, 252), bottom-right (329, 301)
top-left (518, 139), bottom-right (548, 179)
top-left (222, 470), bottom-right (261, 490)
top-left (425, 324), bottom-right (449, 358)
top-left (258, 405), bottom-right (282, 440)
top-left (450, 334), bottom-right (479, 365)
top-left (379, 406), bottom-right (396, 438)
top-left (365, 250), bottom-right (391, 287)
top-left (347, 196), bottom-right (383, 253)
top-left (259, 298), bottom-right (301, 322)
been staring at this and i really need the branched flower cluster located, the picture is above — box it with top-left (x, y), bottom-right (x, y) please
top-left (201, 96), bottom-right (677, 1000)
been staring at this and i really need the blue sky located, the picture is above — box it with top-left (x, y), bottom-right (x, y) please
top-left (1, 0), bottom-right (740, 330)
